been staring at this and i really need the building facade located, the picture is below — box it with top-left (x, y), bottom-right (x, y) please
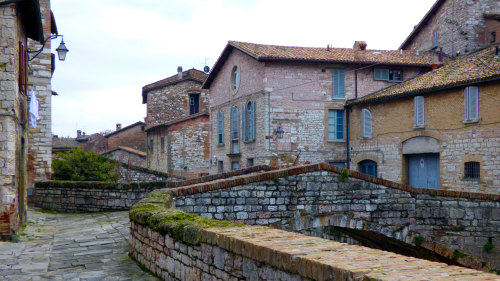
top-left (0, 0), bottom-right (44, 239)
top-left (400, 0), bottom-right (500, 57)
top-left (105, 122), bottom-right (146, 152)
top-left (143, 68), bottom-right (210, 179)
top-left (347, 46), bottom-right (500, 194)
top-left (203, 41), bottom-right (437, 174)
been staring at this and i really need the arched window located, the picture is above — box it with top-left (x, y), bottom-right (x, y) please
top-left (217, 111), bottom-right (223, 145)
top-left (361, 109), bottom-right (372, 138)
top-left (359, 160), bottom-right (377, 177)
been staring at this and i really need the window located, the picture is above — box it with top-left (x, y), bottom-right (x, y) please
top-left (328, 109), bottom-right (344, 141)
top-left (332, 69), bottom-right (345, 98)
top-left (432, 31), bottom-right (438, 47)
top-left (414, 96), bottom-right (425, 127)
top-left (231, 161), bottom-right (240, 171)
top-left (329, 161), bottom-right (345, 168)
top-left (374, 68), bottom-right (402, 82)
top-left (359, 160), bottom-right (377, 177)
top-left (231, 66), bottom-right (240, 92)
top-left (217, 111), bottom-right (223, 145)
top-left (247, 158), bottom-right (254, 167)
top-left (361, 109), bottom-right (372, 138)
top-left (161, 137), bottom-right (165, 153)
top-left (464, 86), bottom-right (479, 121)
top-left (218, 161), bottom-right (224, 173)
top-left (149, 139), bottom-right (154, 154)
top-left (242, 101), bottom-right (256, 141)
top-left (491, 31), bottom-right (497, 43)
top-left (189, 93), bottom-right (200, 115)
top-left (464, 161), bottom-right (480, 180)
top-left (231, 106), bottom-right (239, 153)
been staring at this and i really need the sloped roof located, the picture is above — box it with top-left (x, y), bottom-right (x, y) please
top-left (101, 146), bottom-right (146, 157)
top-left (52, 137), bottom-right (80, 149)
top-left (142, 68), bottom-right (207, 104)
top-left (105, 121), bottom-right (145, 138)
top-left (203, 41), bottom-right (438, 89)
top-left (399, 0), bottom-right (446, 50)
top-left (18, 0), bottom-right (44, 43)
top-left (347, 46), bottom-right (500, 106)
top-left (145, 111), bottom-right (209, 131)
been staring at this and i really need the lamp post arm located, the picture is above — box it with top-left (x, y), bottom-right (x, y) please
top-left (27, 34), bottom-right (62, 61)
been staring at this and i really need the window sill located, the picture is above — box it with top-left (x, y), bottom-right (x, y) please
top-left (462, 178), bottom-right (480, 182)
top-left (243, 140), bottom-right (256, 144)
top-left (331, 97), bottom-right (346, 101)
top-left (327, 140), bottom-right (345, 143)
top-left (413, 125), bottom-right (425, 130)
top-left (217, 144), bottom-right (225, 147)
top-left (463, 119), bottom-right (479, 125)
top-left (226, 153), bottom-right (241, 158)
top-left (361, 136), bottom-right (372, 140)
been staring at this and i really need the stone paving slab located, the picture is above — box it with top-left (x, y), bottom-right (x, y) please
top-left (0, 209), bottom-right (159, 281)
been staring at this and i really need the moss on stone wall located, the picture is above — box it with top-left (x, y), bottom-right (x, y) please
top-left (129, 189), bottom-right (243, 245)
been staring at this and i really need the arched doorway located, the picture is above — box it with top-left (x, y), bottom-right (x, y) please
top-left (358, 160), bottom-right (377, 177)
top-left (402, 136), bottom-right (440, 189)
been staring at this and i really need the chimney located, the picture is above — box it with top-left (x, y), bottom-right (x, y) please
top-left (116, 123), bottom-right (122, 131)
top-left (77, 130), bottom-right (81, 138)
top-left (177, 66), bottom-right (183, 79)
top-left (353, 41), bottom-right (367, 51)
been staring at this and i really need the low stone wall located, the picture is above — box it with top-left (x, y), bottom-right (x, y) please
top-left (129, 186), bottom-right (499, 280)
top-left (34, 181), bottom-right (170, 212)
top-left (116, 163), bottom-right (169, 183)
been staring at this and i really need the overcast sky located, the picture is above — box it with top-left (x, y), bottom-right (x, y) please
top-left (50, 0), bottom-right (436, 137)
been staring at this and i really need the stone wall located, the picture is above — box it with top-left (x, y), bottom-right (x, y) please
top-left (27, 0), bottom-right (53, 189)
top-left (349, 81), bottom-right (500, 194)
top-left (402, 0), bottom-right (500, 56)
top-left (103, 148), bottom-right (146, 168)
top-left (0, 3), bottom-right (29, 239)
top-left (34, 181), bottom-right (169, 212)
top-left (116, 163), bottom-right (168, 183)
top-left (128, 172), bottom-right (499, 280)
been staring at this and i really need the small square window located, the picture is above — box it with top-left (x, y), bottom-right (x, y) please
top-left (218, 161), bottom-right (224, 173)
top-left (247, 158), bottom-right (254, 167)
top-left (189, 93), bottom-right (200, 115)
top-left (464, 162), bottom-right (480, 180)
top-left (231, 161), bottom-right (240, 171)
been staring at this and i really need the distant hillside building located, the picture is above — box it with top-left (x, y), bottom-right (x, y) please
top-left (400, 0), bottom-right (500, 57)
top-left (142, 67), bottom-right (210, 179)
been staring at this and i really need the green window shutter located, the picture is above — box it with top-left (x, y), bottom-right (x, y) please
top-left (248, 101), bottom-right (255, 141)
top-left (231, 106), bottom-right (239, 140)
top-left (414, 96), bottom-right (425, 126)
top-left (332, 69), bottom-right (345, 98)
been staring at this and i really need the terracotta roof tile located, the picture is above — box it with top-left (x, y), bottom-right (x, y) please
top-left (142, 68), bottom-right (207, 103)
top-left (101, 146), bottom-right (146, 157)
top-left (348, 46), bottom-right (500, 106)
top-left (229, 41), bottom-right (438, 66)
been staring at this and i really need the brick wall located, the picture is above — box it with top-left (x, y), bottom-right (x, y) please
top-left (106, 123), bottom-right (146, 151)
top-left (209, 48), bottom-right (425, 173)
top-left (402, 0), bottom-right (500, 56)
top-left (349, 81), bottom-right (500, 193)
top-left (0, 4), bottom-right (29, 240)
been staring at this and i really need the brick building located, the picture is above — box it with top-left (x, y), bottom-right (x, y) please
top-left (105, 122), bottom-right (146, 152)
top-left (202, 41), bottom-right (437, 173)
top-left (142, 67), bottom-right (210, 178)
top-left (347, 46), bottom-right (500, 193)
top-left (400, 0), bottom-right (500, 57)
top-left (0, 0), bottom-right (44, 239)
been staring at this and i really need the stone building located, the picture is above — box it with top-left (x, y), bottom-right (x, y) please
top-left (101, 146), bottom-right (146, 167)
top-left (105, 122), bottom-right (146, 152)
top-left (142, 67), bottom-right (210, 179)
top-left (26, 0), bottom-right (58, 193)
top-left (400, 0), bottom-right (500, 57)
top-left (202, 41), bottom-right (437, 173)
top-left (0, 0), bottom-right (44, 239)
top-left (347, 46), bottom-right (500, 193)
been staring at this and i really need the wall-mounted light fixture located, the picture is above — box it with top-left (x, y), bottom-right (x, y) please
top-left (274, 125), bottom-right (284, 139)
top-left (28, 34), bottom-right (69, 62)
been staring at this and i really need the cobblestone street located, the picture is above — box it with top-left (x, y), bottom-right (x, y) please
top-left (0, 209), bottom-right (159, 281)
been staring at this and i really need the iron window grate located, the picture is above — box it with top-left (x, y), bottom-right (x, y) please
top-left (464, 161), bottom-right (480, 180)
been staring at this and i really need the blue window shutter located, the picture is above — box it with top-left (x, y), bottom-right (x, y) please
top-left (336, 110), bottom-right (344, 140)
top-left (468, 87), bottom-right (478, 120)
top-left (414, 96), bottom-right (424, 126)
top-left (249, 101), bottom-right (255, 141)
top-left (241, 102), bottom-right (246, 141)
top-left (231, 106), bottom-right (239, 140)
top-left (333, 69), bottom-right (345, 98)
top-left (217, 111), bottom-right (223, 144)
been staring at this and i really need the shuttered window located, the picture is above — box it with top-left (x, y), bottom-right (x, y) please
top-left (432, 31), bottom-right (438, 47)
top-left (465, 86), bottom-right (479, 121)
top-left (374, 68), bottom-right (402, 82)
top-left (361, 109), bottom-right (372, 138)
top-left (332, 69), bottom-right (345, 98)
top-left (414, 96), bottom-right (425, 127)
top-left (231, 106), bottom-right (239, 140)
top-left (217, 111), bottom-right (223, 145)
top-left (241, 102), bottom-right (246, 141)
top-left (328, 109), bottom-right (344, 141)
top-left (247, 101), bottom-right (255, 141)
